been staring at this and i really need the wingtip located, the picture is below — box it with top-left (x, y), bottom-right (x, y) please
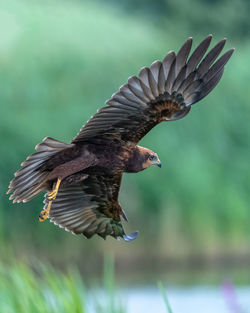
top-left (225, 48), bottom-right (235, 59)
top-left (206, 34), bottom-right (213, 44)
top-left (183, 37), bottom-right (193, 47)
top-left (228, 48), bottom-right (235, 58)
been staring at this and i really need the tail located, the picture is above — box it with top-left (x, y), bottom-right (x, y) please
top-left (7, 137), bottom-right (74, 203)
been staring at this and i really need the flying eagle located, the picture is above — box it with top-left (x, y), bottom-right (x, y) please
top-left (7, 35), bottom-right (234, 242)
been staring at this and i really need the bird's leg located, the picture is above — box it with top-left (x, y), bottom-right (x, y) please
top-left (38, 178), bottom-right (61, 222)
top-left (48, 178), bottom-right (62, 201)
top-left (39, 201), bottom-right (52, 222)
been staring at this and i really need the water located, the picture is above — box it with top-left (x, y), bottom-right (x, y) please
top-left (89, 286), bottom-right (250, 313)
top-left (123, 286), bottom-right (250, 313)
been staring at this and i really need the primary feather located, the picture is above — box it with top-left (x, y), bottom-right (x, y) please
top-left (73, 35), bottom-right (234, 144)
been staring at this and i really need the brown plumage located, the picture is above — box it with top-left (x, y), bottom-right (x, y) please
top-left (7, 35), bottom-right (234, 241)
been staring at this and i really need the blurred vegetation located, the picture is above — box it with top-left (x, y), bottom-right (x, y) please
top-left (0, 0), bottom-right (250, 280)
top-left (106, 0), bottom-right (250, 40)
top-left (0, 250), bottom-right (125, 313)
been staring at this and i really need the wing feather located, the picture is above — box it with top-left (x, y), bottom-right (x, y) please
top-left (46, 171), bottom-right (138, 241)
top-left (138, 67), bottom-right (155, 100)
top-left (127, 76), bottom-right (150, 103)
top-left (197, 39), bottom-right (227, 75)
top-left (186, 35), bottom-right (212, 75)
top-left (72, 36), bottom-right (234, 144)
top-left (175, 37), bottom-right (192, 77)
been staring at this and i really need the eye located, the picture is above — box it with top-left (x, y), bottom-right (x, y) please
top-left (149, 155), bottom-right (156, 161)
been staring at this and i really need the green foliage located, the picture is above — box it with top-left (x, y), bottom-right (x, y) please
top-left (0, 252), bottom-right (124, 313)
top-left (0, 258), bottom-right (86, 313)
top-left (105, 0), bottom-right (250, 40)
top-left (0, 0), bottom-right (249, 261)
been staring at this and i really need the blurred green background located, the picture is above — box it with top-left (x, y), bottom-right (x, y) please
top-left (0, 0), bottom-right (250, 286)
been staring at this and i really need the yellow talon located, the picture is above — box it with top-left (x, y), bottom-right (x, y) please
top-left (38, 178), bottom-right (61, 222)
top-left (39, 210), bottom-right (48, 222)
top-left (48, 190), bottom-right (57, 200)
top-left (48, 178), bottom-right (61, 201)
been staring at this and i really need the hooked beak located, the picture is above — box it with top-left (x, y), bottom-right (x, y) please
top-left (156, 158), bottom-right (162, 168)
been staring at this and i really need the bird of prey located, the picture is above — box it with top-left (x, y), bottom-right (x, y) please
top-left (7, 35), bottom-right (234, 242)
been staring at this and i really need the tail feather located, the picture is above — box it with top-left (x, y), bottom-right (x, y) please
top-left (7, 137), bottom-right (74, 203)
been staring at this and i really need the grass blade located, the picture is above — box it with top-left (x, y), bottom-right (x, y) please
top-left (157, 281), bottom-right (173, 313)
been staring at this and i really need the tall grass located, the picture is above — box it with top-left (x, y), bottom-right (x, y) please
top-left (0, 252), bottom-right (176, 313)
top-left (0, 259), bottom-right (85, 313)
top-left (0, 252), bottom-right (126, 313)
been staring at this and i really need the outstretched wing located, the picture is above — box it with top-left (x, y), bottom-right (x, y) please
top-left (72, 35), bottom-right (234, 145)
top-left (45, 169), bottom-right (138, 242)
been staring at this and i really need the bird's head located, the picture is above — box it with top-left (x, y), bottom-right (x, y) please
top-left (140, 148), bottom-right (161, 170)
top-left (125, 146), bottom-right (161, 173)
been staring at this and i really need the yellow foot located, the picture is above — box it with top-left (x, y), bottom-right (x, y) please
top-left (39, 209), bottom-right (49, 222)
top-left (38, 201), bottom-right (52, 222)
top-left (48, 178), bottom-right (61, 201)
top-left (48, 190), bottom-right (57, 201)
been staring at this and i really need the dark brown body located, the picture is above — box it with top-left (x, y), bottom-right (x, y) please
top-left (44, 142), bottom-right (153, 189)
